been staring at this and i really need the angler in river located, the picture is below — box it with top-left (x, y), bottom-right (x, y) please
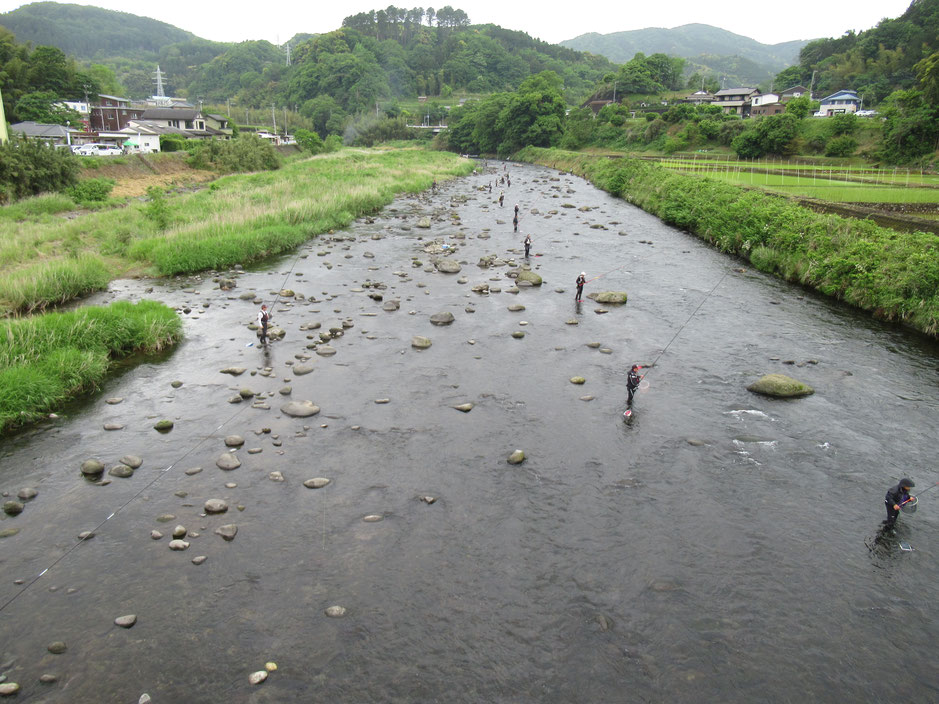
top-left (257, 304), bottom-right (271, 344)
top-left (575, 272), bottom-right (586, 302)
top-left (524, 234), bottom-right (532, 258)
top-left (884, 478), bottom-right (915, 529)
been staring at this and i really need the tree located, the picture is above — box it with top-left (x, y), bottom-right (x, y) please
top-left (878, 89), bottom-right (939, 162)
top-left (13, 91), bottom-right (81, 125)
top-left (493, 71), bottom-right (566, 155)
top-left (774, 65), bottom-right (804, 91)
top-left (294, 128), bottom-right (325, 154)
top-left (785, 96), bottom-right (813, 118)
top-left (731, 113), bottom-right (800, 158)
top-left (915, 51), bottom-right (939, 105)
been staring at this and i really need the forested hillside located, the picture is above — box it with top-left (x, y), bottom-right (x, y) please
top-left (0, 1), bottom-right (194, 58)
top-left (778, 0), bottom-right (939, 103)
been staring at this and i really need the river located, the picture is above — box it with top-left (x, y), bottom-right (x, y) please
top-left (0, 162), bottom-right (937, 703)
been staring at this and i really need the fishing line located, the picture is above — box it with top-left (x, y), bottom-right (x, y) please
top-left (2, 236), bottom-right (319, 614)
top-left (646, 268), bottom-right (732, 372)
top-left (588, 262), bottom-right (630, 283)
top-left (0, 398), bottom-right (254, 615)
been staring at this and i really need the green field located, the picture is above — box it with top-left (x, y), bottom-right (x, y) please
top-left (653, 156), bottom-right (939, 203)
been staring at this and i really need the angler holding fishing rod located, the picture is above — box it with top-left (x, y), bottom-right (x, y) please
top-left (884, 478), bottom-right (939, 529)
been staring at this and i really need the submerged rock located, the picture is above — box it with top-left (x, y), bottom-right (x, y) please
top-left (281, 401), bottom-right (321, 417)
top-left (747, 374), bottom-right (815, 398)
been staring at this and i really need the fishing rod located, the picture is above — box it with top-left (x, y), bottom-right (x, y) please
top-left (899, 481), bottom-right (939, 511)
top-left (587, 262), bottom-right (629, 283)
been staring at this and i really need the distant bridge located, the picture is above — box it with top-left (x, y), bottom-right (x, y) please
top-left (406, 124), bottom-right (448, 133)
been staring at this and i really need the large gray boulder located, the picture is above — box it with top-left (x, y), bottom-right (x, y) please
top-left (281, 400), bottom-right (321, 417)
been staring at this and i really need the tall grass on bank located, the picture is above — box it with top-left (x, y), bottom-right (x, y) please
top-left (0, 254), bottom-right (113, 316)
top-left (127, 149), bottom-right (475, 275)
top-left (517, 147), bottom-right (939, 337)
top-left (0, 301), bottom-right (182, 431)
top-left (0, 149), bottom-right (474, 312)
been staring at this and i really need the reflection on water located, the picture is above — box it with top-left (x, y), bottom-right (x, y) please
top-left (0, 163), bottom-right (937, 702)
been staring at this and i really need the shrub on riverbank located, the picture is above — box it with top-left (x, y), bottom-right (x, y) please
top-left (517, 147), bottom-right (939, 336)
top-left (0, 300), bottom-right (182, 431)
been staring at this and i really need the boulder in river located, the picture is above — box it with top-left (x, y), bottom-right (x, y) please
top-left (204, 499), bottom-right (229, 514)
top-left (293, 364), bottom-right (314, 376)
top-left (215, 524), bottom-right (238, 541)
top-left (453, 403), bottom-right (474, 412)
top-left (588, 291), bottom-right (628, 304)
top-left (216, 453), bottom-right (241, 470)
top-left (153, 420), bottom-right (174, 432)
top-left (435, 259), bottom-right (462, 274)
top-left (80, 459), bottom-right (105, 476)
top-left (3, 501), bottom-right (24, 516)
top-left (515, 270), bottom-right (542, 286)
top-left (120, 455), bottom-right (143, 469)
top-left (507, 449), bottom-right (526, 465)
top-left (114, 614), bottom-right (137, 628)
top-left (430, 312), bottom-right (455, 326)
top-left (224, 435), bottom-right (245, 447)
top-left (747, 374), bottom-right (814, 398)
top-left (412, 336), bottom-right (432, 349)
top-left (416, 217), bottom-right (432, 229)
top-left (108, 464), bottom-right (134, 478)
top-left (281, 400), bottom-right (321, 417)
top-left (303, 478), bottom-right (331, 489)
top-left (220, 367), bottom-right (246, 376)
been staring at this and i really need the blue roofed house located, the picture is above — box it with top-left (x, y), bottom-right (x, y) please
top-left (818, 90), bottom-right (861, 116)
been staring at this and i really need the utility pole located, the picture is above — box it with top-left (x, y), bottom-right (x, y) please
top-left (271, 103), bottom-right (276, 132)
top-left (612, 80), bottom-right (616, 104)
top-left (284, 106), bottom-right (287, 135)
top-left (227, 98), bottom-right (230, 117)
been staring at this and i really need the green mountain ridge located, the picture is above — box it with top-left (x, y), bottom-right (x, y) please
top-left (0, 1), bottom-right (195, 59)
top-left (562, 23), bottom-right (812, 86)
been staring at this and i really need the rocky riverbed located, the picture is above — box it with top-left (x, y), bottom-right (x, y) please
top-left (0, 162), bottom-right (937, 702)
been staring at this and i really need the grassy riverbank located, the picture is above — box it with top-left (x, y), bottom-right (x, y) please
top-left (0, 301), bottom-right (182, 432)
top-left (517, 147), bottom-right (939, 337)
top-left (0, 148), bottom-right (474, 315)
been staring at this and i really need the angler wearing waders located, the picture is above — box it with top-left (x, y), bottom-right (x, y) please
top-left (499, 191), bottom-right (505, 207)
top-left (513, 213), bottom-right (519, 232)
top-left (524, 234), bottom-right (531, 258)
top-left (884, 478), bottom-right (915, 528)
top-left (575, 272), bottom-right (586, 302)
top-left (257, 304), bottom-right (271, 344)
top-left (626, 365), bottom-right (644, 407)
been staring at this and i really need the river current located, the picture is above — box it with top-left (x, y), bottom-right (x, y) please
top-left (0, 162), bottom-right (937, 703)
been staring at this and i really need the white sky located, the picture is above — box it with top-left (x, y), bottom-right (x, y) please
top-left (0, 0), bottom-right (914, 47)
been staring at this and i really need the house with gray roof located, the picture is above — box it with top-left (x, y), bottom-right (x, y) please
top-left (712, 88), bottom-right (760, 116)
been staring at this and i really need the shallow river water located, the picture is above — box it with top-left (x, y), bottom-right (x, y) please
top-left (1, 162), bottom-right (938, 703)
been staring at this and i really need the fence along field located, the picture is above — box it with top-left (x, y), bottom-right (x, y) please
top-left (653, 155), bottom-right (939, 207)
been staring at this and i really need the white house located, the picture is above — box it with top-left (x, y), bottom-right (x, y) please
top-left (818, 90), bottom-right (861, 116)
top-left (751, 92), bottom-right (779, 107)
top-left (712, 88), bottom-right (760, 116)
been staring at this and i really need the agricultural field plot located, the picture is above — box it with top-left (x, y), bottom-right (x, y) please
top-left (654, 157), bottom-right (939, 204)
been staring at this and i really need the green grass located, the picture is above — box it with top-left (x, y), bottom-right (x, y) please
top-left (0, 147), bottom-right (474, 310)
top-left (0, 300), bottom-right (182, 431)
top-left (517, 146), bottom-right (939, 337)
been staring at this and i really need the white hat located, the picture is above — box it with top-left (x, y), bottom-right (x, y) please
top-left (581, 272), bottom-right (586, 276)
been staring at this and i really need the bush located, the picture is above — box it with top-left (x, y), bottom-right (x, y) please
top-left (644, 112), bottom-right (657, 122)
top-left (0, 137), bottom-right (79, 203)
top-left (144, 186), bottom-right (170, 231)
top-left (827, 113), bottom-right (859, 136)
top-left (67, 178), bottom-right (115, 204)
top-left (159, 134), bottom-right (187, 152)
top-left (186, 136), bottom-right (281, 173)
top-left (825, 135), bottom-right (859, 157)
top-left (324, 135), bottom-right (343, 152)
top-left (294, 128), bottom-right (325, 154)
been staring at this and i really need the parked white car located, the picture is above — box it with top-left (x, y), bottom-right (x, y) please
top-left (76, 143), bottom-right (123, 156)
top-left (856, 110), bottom-right (879, 117)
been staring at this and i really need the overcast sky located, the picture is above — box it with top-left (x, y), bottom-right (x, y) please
top-left (0, 0), bottom-right (914, 47)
